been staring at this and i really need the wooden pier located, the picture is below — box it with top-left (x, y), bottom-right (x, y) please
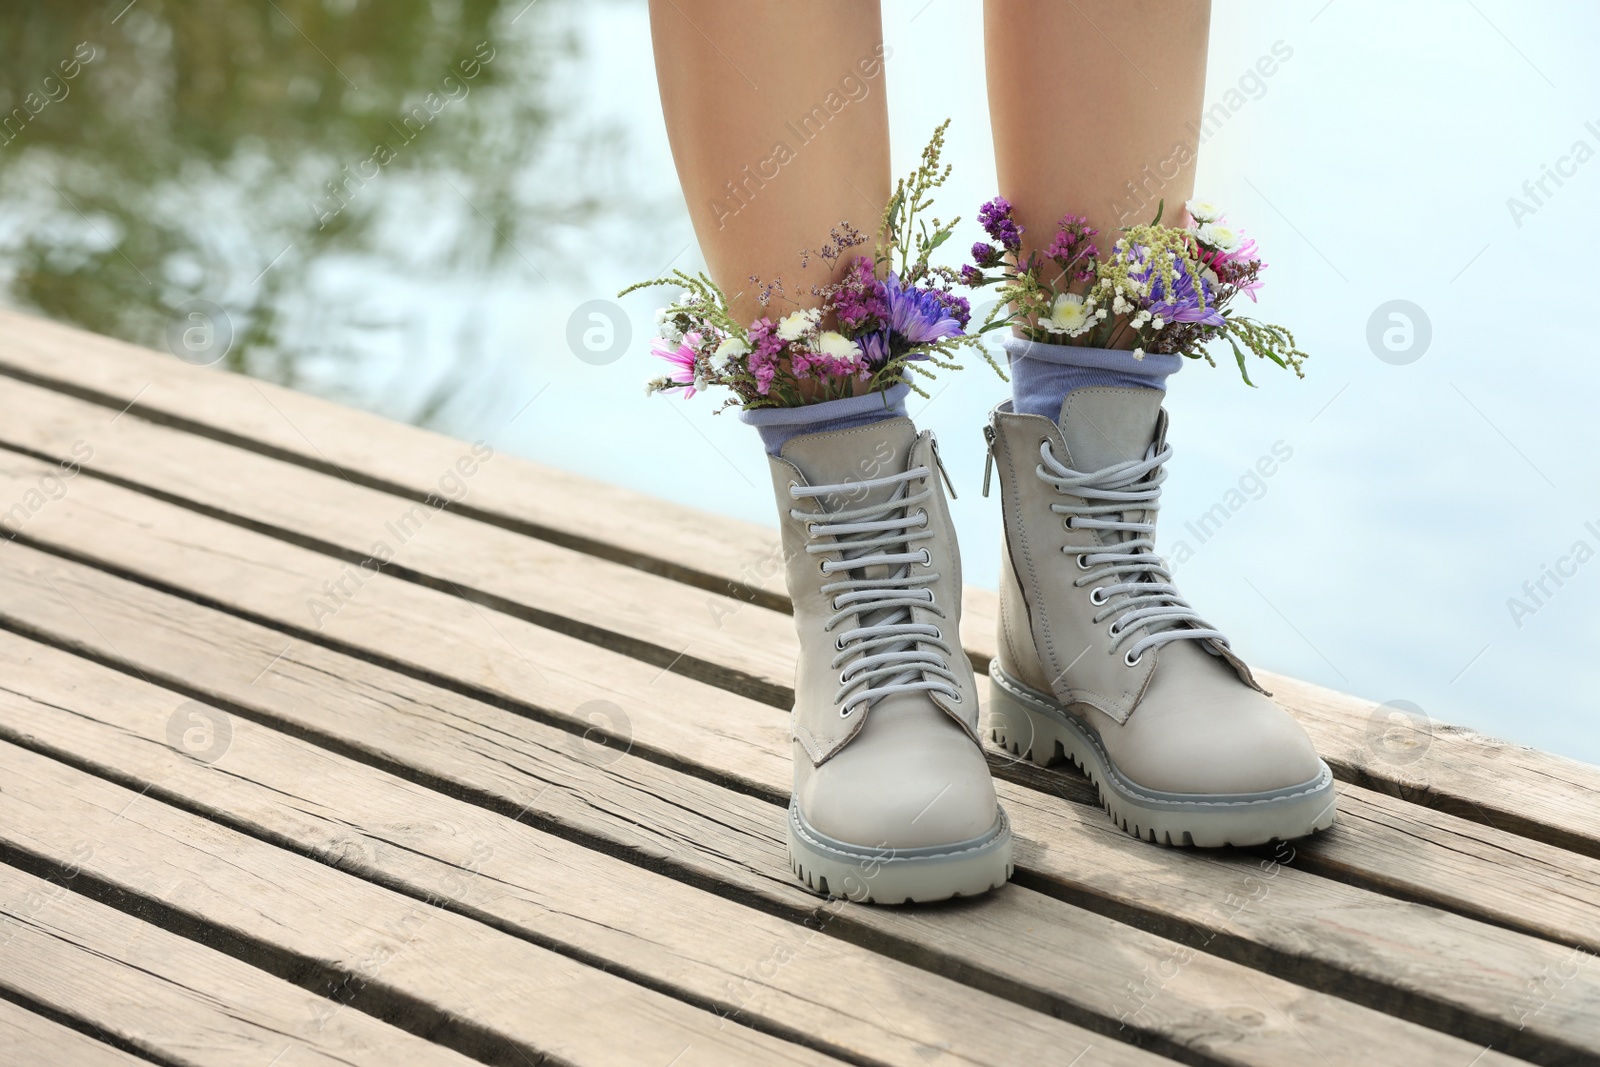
top-left (0, 308), bottom-right (1596, 1067)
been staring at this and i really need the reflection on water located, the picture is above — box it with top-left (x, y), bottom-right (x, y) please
top-left (0, 0), bottom-right (638, 424)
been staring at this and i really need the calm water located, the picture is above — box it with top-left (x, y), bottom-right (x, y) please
top-left (3, 0), bottom-right (1596, 764)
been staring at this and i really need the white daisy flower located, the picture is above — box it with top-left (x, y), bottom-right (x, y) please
top-left (1196, 222), bottom-right (1242, 252)
top-left (1038, 292), bottom-right (1094, 338)
top-left (777, 308), bottom-right (820, 341)
top-left (815, 331), bottom-right (861, 361)
top-left (1186, 199), bottom-right (1224, 223)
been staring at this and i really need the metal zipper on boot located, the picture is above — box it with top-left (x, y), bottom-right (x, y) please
top-left (982, 423), bottom-right (996, 498)
top-left (928, 432), bottom-right (957, 499)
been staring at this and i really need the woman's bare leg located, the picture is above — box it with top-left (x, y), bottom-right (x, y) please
top-left (649, 0), bottom-right (890, 326)
top-left (985, 0), bottom-right (1210, 341)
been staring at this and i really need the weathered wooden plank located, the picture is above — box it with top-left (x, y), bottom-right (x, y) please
top-left (0, 433), bottom-right (1596, 957)
top-left (0, 998), bottom-right (147, 1067)
top-left (0, 745), bottom-right (842, 1067)
top-left (0, 635), bottom-right (1166, 1067)
top-left (0, 374), bottom-right (794, 708)
top-left (0, 864), bottom-right (480, 1067)
top-left (0, 543), bottom-right (1566, 1065)
top-left (0, 325), bottom-right (1592, 859)
top-left (1294, 788), bottom-right (1600, 953)
top-left (1247, 667), bottom-right (1600, 857)
top-left (0, 305), bottom-right (788, 607)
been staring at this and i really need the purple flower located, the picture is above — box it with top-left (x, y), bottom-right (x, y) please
top-left (959, 264), bottom-right (985, 287)
top-left (829, 256), bottom-right (889, 333)
top-left (884, 273), bottom-right (962, 344)
top-left (969, 241), bottom-right (1002, 268)
top-left (931, 288), bottom-right (971, 330)
top-left (858, 330), bottom-right (890, 367)
top-left (977, 197), bottom-right (1023, 252)
top-left (859, 274), bottom-right (965, 367)
top-left (1133, 256), bottom-right (1225, 327)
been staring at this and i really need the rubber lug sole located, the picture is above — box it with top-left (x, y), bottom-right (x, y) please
top-left (988, 662), bottom-right (1336, 848)
top-left (786, 800), bottom-right (1013, 905)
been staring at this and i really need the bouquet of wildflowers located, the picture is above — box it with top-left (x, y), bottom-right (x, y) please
top-left (961, 198), bottom-right (1306, 384)
top-left (622, 122), bottom-right (992, 409)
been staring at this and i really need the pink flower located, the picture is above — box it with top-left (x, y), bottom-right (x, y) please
top-left (747, 340), bottom-right (779, 396)
top-left (651, 331), bottom-right (702, 397)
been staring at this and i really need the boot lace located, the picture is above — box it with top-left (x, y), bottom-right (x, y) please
top-left (1037, 438), bottom-right (1228, 666)
top-left (789, 467), bottom-right (962, 716)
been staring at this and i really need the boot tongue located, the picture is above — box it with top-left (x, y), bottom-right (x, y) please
top-left (1057, 387), bottom-right (1163, 473)
top-left (779, 416), bottom-right (919, 509)
top-left (781, 416), bottom-right (920, 591)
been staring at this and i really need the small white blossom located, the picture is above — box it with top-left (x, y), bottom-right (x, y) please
top-left (656, 319), bottom-right (683, 346)
top-left (777, 308), bottom-right (821, 341)
top-left (1186, 199), bottom-right (1224, 223)
top-left (710, 336), bottom-right (749, 370)
top-left (1151, 315), bottom-right (1165, 330)
top-left (1132, 348), bottom-right (1146, 360)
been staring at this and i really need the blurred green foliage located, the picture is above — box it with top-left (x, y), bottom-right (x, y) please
top-left (0, 0), bottom-right (600, 392)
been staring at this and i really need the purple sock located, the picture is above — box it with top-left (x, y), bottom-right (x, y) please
top-left (1004, 335), bottom-right (1182, 420)
top-left (739, 383), bottom-right (912, 456)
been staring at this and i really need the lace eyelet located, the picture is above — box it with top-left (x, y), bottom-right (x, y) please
top-left (818, 559), bottom-right (830, 575)
top-left (806, 523), bottom-right (820, 537)
top-left (1089, 587), bottom-right (1107, 606)
top-left (788, 482), bottom-right (800, 498)
top-left (949, 692), bottom-right (963, 703)
top-left (919, 549), bottom-right (932, 565)
top-left (1124, 649), bottom-right (1143, 667)
top-left (1075, 553), bottom-right (1090, 570)
top-left (1107, 621), bottom-right (1122, 637)
top-left (839, 706), bottom-right (852, 718)
top-left (834, 636), bottom-right (845, 650)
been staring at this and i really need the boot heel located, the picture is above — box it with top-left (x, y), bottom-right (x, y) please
top-left (987, 674), bottom-right (1067, 768)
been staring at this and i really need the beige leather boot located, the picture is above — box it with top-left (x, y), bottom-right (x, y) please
top-left (984, 388), bottom-right (1335, 846)
top-left (769, 417), bottom-right (1012, 903)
